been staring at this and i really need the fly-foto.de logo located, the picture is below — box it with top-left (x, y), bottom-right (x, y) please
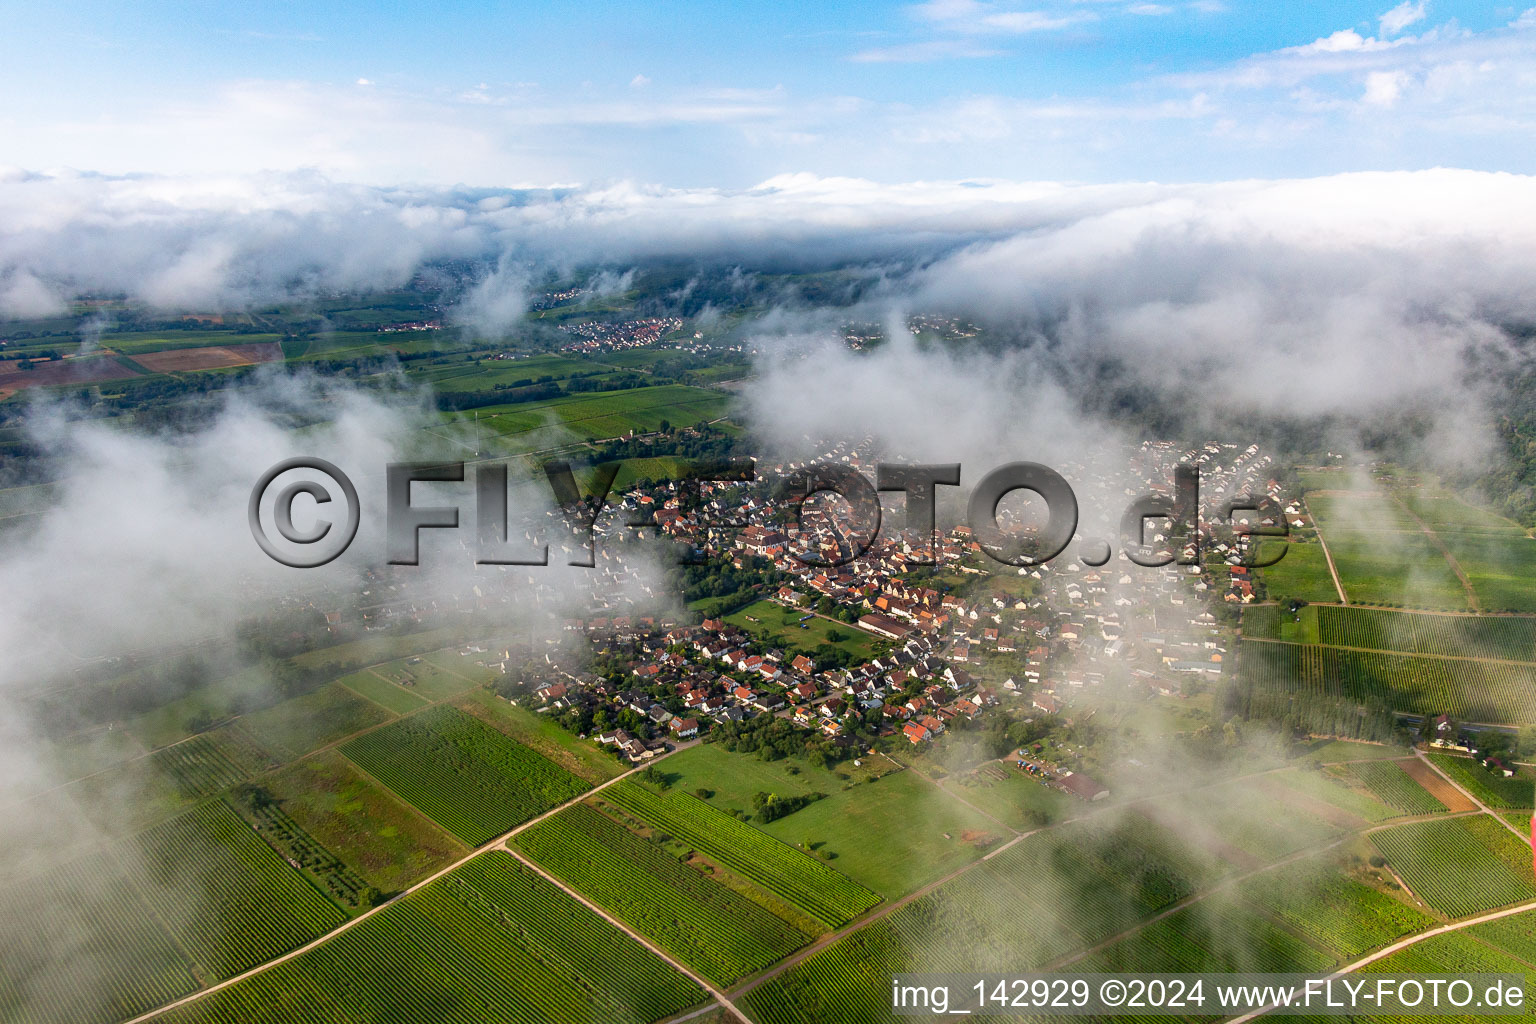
top-left (249, 457), bottom-right (1287, 570)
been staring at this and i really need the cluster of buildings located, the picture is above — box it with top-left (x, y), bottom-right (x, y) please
top-left (558, 317), bottom-right (683, 353)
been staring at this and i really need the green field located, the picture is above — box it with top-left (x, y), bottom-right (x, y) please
top-left (1237, 855), bottom-right (1436, 959)
top-left (1237, 639), bottom-right (1536, 723)
top-left (1354, 928), bottom-right (1536, 1021)
top-left (0, 855), bottom-right (199, 1023)
top-left (1442, 532), bottom-right (1536, 612)
top-left (1309, 605), bottom-right (1536, 660)
top-left (457, 384), bottom-right (730, 447)
top-left (369, 652), bottom-right (484, 701)
top-left (1255, 541), bottom-right (1342, 603)
top-left (1370, 816), bottom-right (1536, 917)
top-left (599, 779), bottom-right (882, 928)
top-left (1346, 760), bottom-right (1448, 815)
top-left (237, 682), bottom-right (395, 762)
top-left (1427, 753), bottom-right (1536, 808)
top-left (739, 815), bottom-right (1233, 1024)
top-left (1080, 894), bottom-right (1335, 973)
top-left (1155, 770), bottom-right (1367, 856)
top-left (454, 687), bottom-right (627, 784)
top-left (152, 734), bottom-right (250, 797)
top-left (262, 751), bottom-right (467, 893)
top-left (941, 762), bottom-right (1076, 830)
top-left (757, 769), bottom-right (1007, 899)
top-left (229, 790), bottom-right (376, 911)
top-left (1467, 907), bottom-right (1536, 967)
top-left (1292, 738), bottom-right (1412, 764)
top-left (656, 742), bottom-right (861, 817)
top-left (97, 330), bottom-right (285, 356)
top-left (340, 706), bottom-right (589, 845)
top-left (149, 852), bottom-right (706, 1024)
top-left (128, 801), bottom-right (348, 980)
top-left (333, 667), bottom-right (431, 714)
top-left (514, 802), bottom-right (811, 985)
top-left (724, 599), bottom-right (883, 662)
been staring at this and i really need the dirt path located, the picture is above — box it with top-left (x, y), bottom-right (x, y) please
top-left (1303, 495), bottom-right (1349, 605)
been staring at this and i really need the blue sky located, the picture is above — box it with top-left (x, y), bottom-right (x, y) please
top-left (1, 0), bottom-right (1531, 185)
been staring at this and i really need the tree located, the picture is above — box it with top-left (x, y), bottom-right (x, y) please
top-left (1518, 725), bottom-right (1536, 758)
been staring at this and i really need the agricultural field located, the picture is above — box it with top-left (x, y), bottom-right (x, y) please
top-left (332, 667), bottom-right (430, 714)
top-left (1354, 929), bottom-right (1536, 1017)
top-left (1237, 855), bottom-right (1436, 960)
top-left (1345, 760), bottom-right (1448, 816)
top-left (1237, 639), bottom-right (1536, 723)
top-left (128, 801), bottom-right (348, 980)
top-left (1079, 895), bottom-right (1335, 974)
top-left (1254, 541), bottom-right (1342, 603)
top-left (1441, 531), bottom-right (1536, 612)
top-left (121, 664), bottom-right (272, 750)
top-left (756, 769), bottom-right (1007, 899)
top-left (455, 687), bottom-right (628, 784)
top-left (228, 789), bottom-right (378, 911)
top-left (1428, 753), bottom-right (1536, 808)
top-left (1292, 738), bottom-right (1411, 764)
top-left (262, 751), bottom-right (467, 894)
top-left (149, 852), bottom-right (706, 1024)
top-left (237, 682), bottom-right (395, 762)
top-left (459, 384), bottom-right (730, 447)
top-left (655, 742), bottom-right (864, 817)
top-left (97, 330), bottom-right (285, 356)
top-left (369, 652), bottom-right (484, 701)
top-left (340, 705), bottom-right (588, 845)
top-left (1313, 605), bottom-right (1536, 660)
top-left (0, 854), bottom-right (198, 1024)
top-left (599, 779), bottom-right (882, 928)
top-left (151, 734), bottom-right (249, 798)
top-left (739, 815), bottom-right (1233, 1024)
top-left (1152, 769), bottom-right (1376, 861)
top-left (1370, 816), bottom-right (1536, 918)
top-left (1466, 907), bottom-right (1536, 967)
top-left (1323, 532), bottom-right (1471, 609)
top-left (130, 342), bottom-right (283, 372)
top-left (514, 802), bottom-right (811, 986)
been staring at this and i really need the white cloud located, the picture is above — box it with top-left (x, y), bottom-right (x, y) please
top-left (978, 10), bottom-right (1090, 32)
top-left (1380, 0), bottom-right (1428, 37)
top-left (629, 73), bottom-right (651, 89)
top-left (1292, 29), bottom-right (1376, 55)
top-left (1363, 68), bottom-right (1409, 105)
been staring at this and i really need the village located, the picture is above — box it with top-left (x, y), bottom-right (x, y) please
top-left (464, 436), bottom-right (1298, 803)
